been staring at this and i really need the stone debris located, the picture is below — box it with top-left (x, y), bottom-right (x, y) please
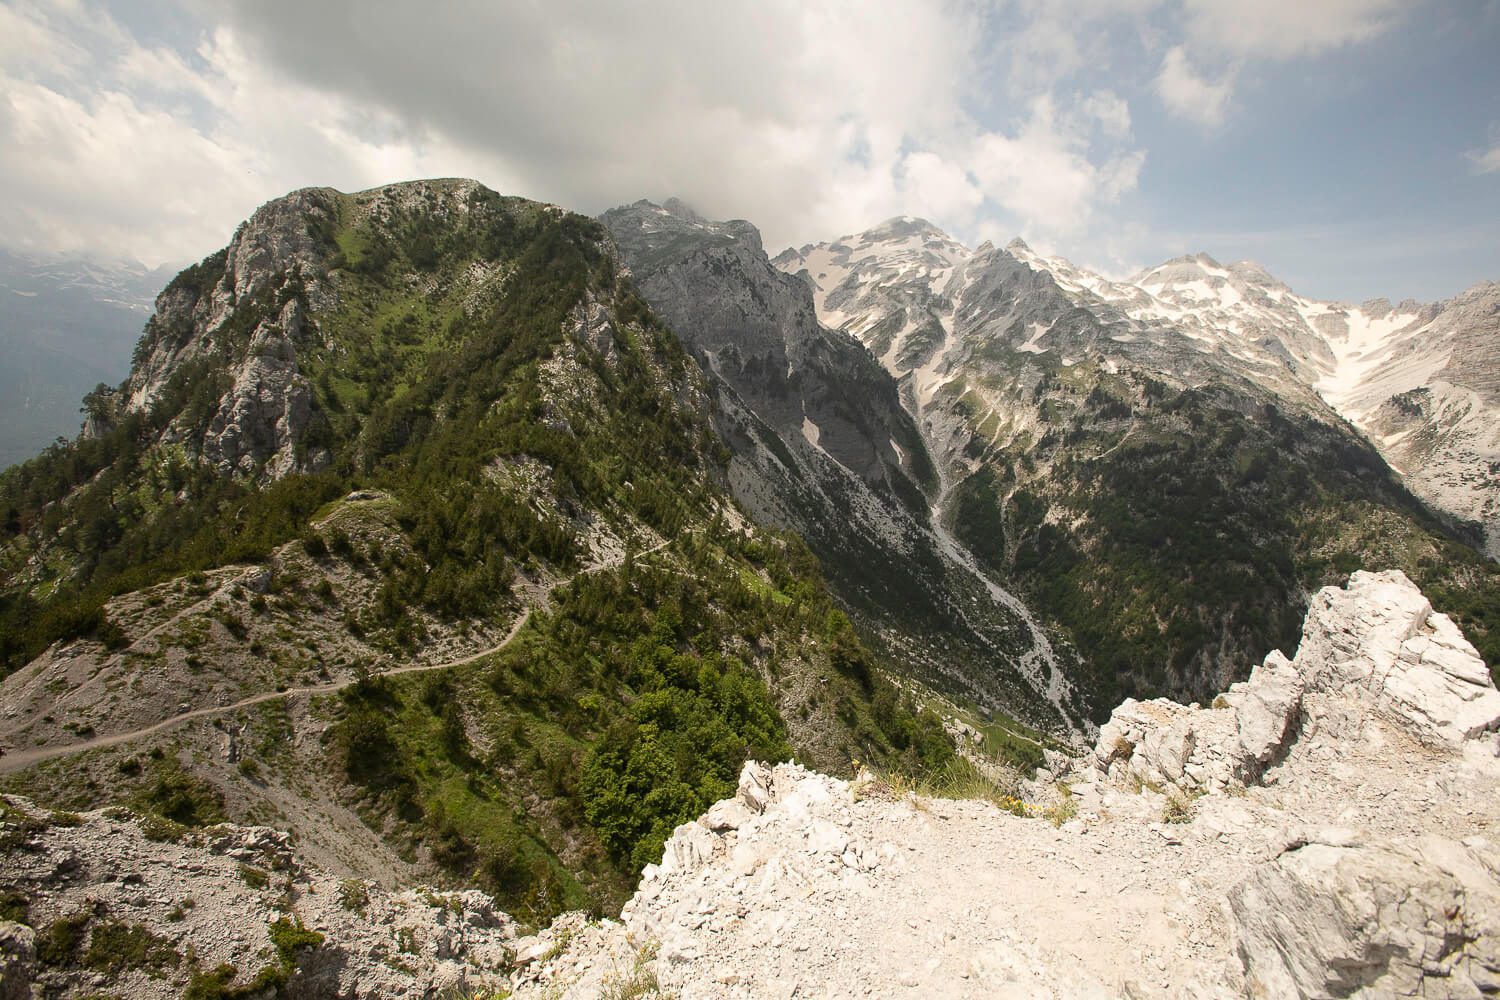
top-left (0, 802), bottom-right (518, 999)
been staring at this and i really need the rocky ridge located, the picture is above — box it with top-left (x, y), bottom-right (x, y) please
top-left (2, 180), bottom-right (981, 934)
top-left (507, 570), bottom-right (1500, 998)
top-left (110, 187), bottom-right (344, 480)
top-left (10, 570), bottom-right (1493, 998)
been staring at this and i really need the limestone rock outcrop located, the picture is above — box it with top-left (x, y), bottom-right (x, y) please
top-left (1096, 570), bottom-right (1500, 795)
top-left (1230, 832), bottom-right (1500, 998)
top-left (108, 185), bottom-right (341, 482)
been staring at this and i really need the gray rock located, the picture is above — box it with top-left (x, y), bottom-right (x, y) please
top-left (0, 922), bottom-right (35, 1000)
top-left (703, 798), bottom-right (753, 832)
top-left (1296, 570), bottom-right (1500, 745)
top-left (1095, 571), bottom-right (1500, 795)
top-left (660, 820), bottom-right (718, 875)
top-left (737, 760), bottom-right (773, 814)
top-left (1230, 834), bottom-right (1500, 998)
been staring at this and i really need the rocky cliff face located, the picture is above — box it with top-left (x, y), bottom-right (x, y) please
top-left (603, 200), bottom-right (1089, 734)
top-left (110, 187), bottom-right (343, 480)
top-left (603, 200), bottom-right (928, 499)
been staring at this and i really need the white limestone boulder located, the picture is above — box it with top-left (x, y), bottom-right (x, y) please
top-left (1230, 833), bottom-right (1500, 998)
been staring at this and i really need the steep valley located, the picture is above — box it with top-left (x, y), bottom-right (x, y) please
top-left (777, 220), bottom-right (1500, 709)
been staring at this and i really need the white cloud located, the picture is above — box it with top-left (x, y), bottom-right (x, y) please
top-left (1154, 46), bottom-right (1234, 127)
top-left (1472, 145), bottom-right (1500, 174)
top-left (1180, 0), bottom-right (1409, 59)
top-left (1078, 89), bottom-right (1133, 140)
top-left (896, 152), bottom-right (984, 221)
top-left (1155, 0), bottom-right (1410, 125)
top-left (969, 96), bottom-right (1144, 235)
top-left (0, 74), bottom-right (259, 263)
top-left (1471, 127), bottom-right (1500, 175)
top-left (0, 0), bottom-right (1148, 266)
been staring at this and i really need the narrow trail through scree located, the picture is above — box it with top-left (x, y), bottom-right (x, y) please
top-left (0, 536), bottom-right (673, 775)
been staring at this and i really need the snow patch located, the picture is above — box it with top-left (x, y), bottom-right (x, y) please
top-left (1017, 322), bottom-right (1051, 354)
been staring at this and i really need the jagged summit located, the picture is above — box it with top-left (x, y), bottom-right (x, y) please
top-left (604, 197), bottom-right (765, 262)
top-left (1226, 258), bottom-right (1286, 289)
top-left (780, 211), bottom-right (1500, 562)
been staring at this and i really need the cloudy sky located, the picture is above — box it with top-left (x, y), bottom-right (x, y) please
top-left (1, 0), bottom-right (1498, 302)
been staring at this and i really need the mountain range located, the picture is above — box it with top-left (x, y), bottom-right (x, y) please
top-left (0, 179), bottom-right (1498, 996)
top-left (776, 217), bottom-right (1500, 705)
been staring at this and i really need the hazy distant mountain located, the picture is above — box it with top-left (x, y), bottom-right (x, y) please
top-left (0, 250), bottom-right (174, 469)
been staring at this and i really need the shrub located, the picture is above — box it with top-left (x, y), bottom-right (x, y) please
top-left (83, 920), bottom-right (181, 973)
top-left (0, 890), bottom-right (29, 925)
top-left (337, 878), bottom-right (369, 913)
top-left (37, 909), bottom-right (93, 966)
top-left (129, 759), bottom-right (226, 828)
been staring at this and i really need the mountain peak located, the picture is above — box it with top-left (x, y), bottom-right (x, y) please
top-left (660, 196), bottom-right (707, 224)
top-left (1227, 259), bottom-right (1288, 290)
top-left (860, 215), bottom-right (956, 246)
top-left (601, 199), bottom-right (765, 257)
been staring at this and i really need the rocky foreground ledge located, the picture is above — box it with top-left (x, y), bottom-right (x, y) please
top-left (4, 570), bottom-right (1500, 999)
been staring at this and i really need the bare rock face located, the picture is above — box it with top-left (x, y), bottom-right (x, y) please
top-left (0, 921), bottom-right (35, 1000)
top-left (1296, 569), bottom-right (1500, 745)
top-left (1096, 570), bottom-right (1500, 795)
top-left (199, 296), bottom-right (325, 478)
top-left (1095, 650), bottom-right (1305, 793)
top-left (1230, 833), bottom-right (1500, 998)
top-left (123, 187), bottom-right (337, 417)
top-left (105, 186), bottom-right (342, 483)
